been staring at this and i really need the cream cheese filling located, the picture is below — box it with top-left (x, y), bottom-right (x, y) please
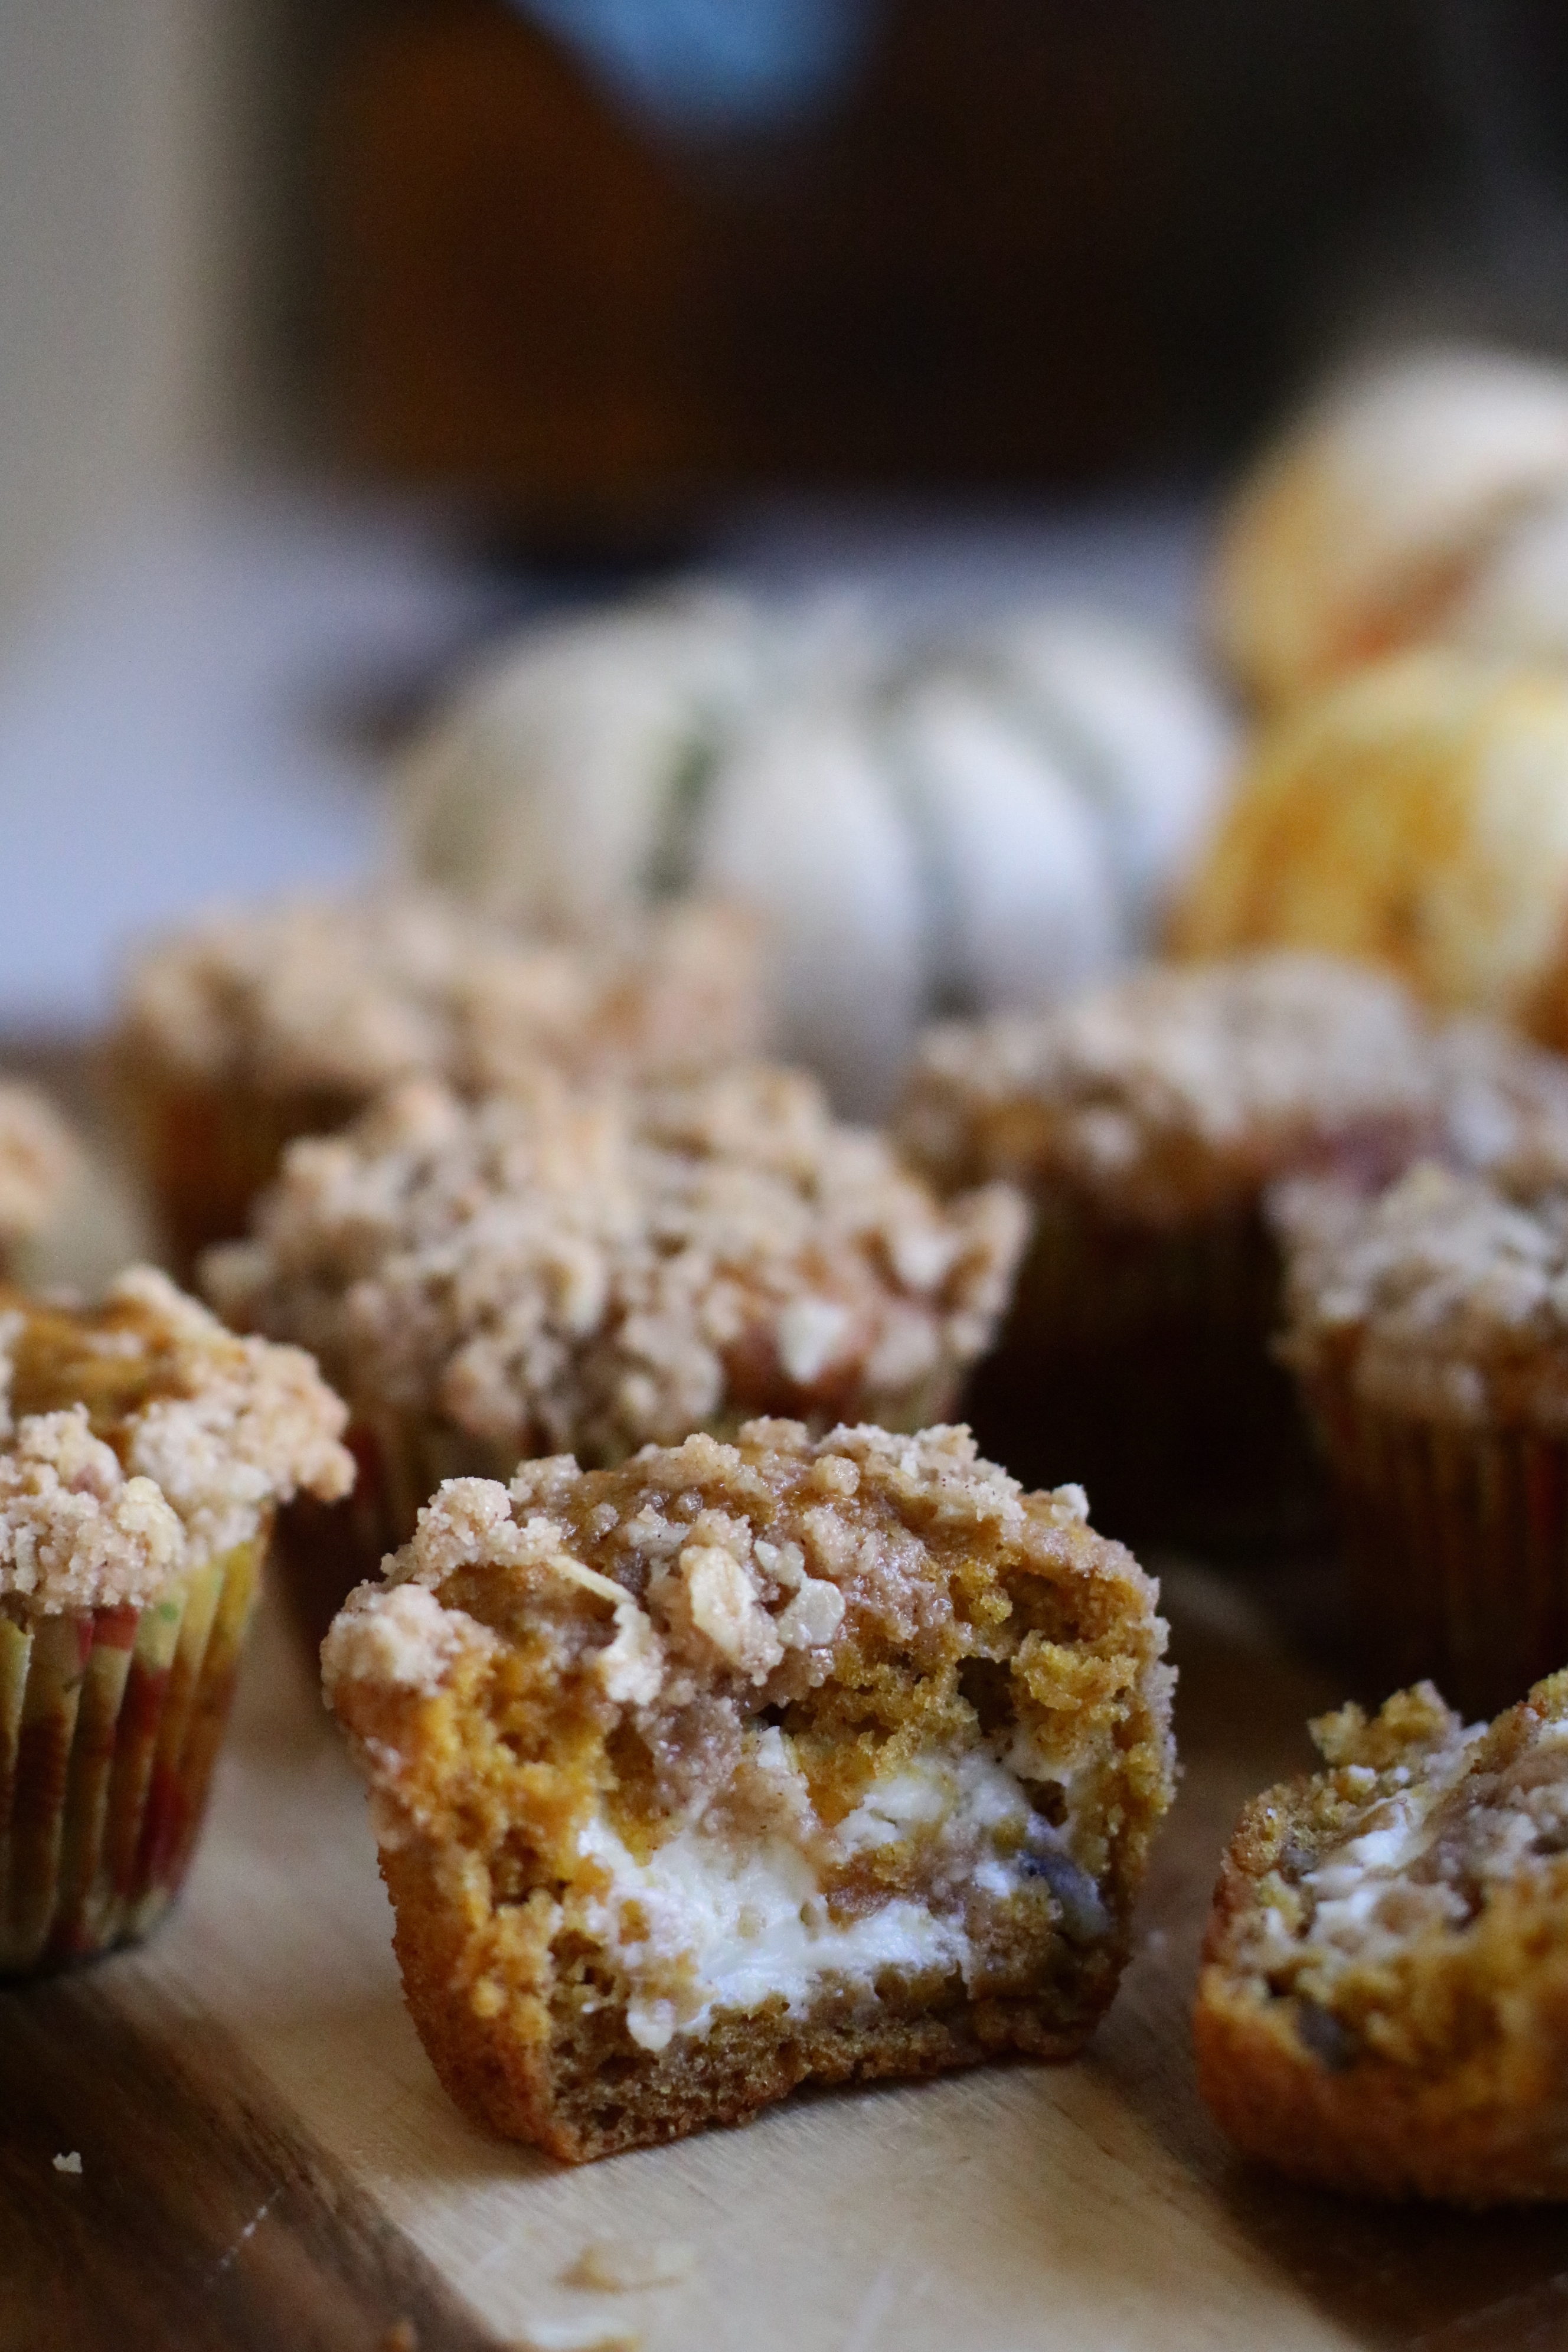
top-left (569, 1734), bottom-right (1083, 2052)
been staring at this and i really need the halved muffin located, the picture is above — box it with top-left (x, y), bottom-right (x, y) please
top-left (1196, 1671), bottom-right (1568, 2203)
top-left (0, 1266), bottom-right (352, 1973)
top-left (323, 1420), bottom-right (1175, 2161)
top-left (113, 890), bottom-right (759, 1273)
top-left (207, 1064), bottom-right (1028, 1641)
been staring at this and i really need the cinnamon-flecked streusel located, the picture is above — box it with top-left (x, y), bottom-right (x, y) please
top-left (0, 1265), bottom-right (353, 1611)
top-left (324, 1420), bottom-right (1175, 2161)
top-left (897, 953), bottom-right (1438, 1222)
top-left (117, 890), bottom-right (760, 1097)
top-left (0, 1082), bottom-right (79, 1252)
top-left (207, 1067), bottom-right (1028, 1469)
top-left (1197, 1671), bottom-right (1568, 2201)
top-left (1276, 1161), bottom-right (1568, 1432)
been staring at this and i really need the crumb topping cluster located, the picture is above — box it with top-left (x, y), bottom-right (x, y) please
top-left (207, 1067), bottom-right (1028, 1461)
top-left (897, 953), bottom-right (1437, 1221)
top-left (0, 1080), bottom-right (79, 1247)
top-left (0, 1266), bottom-right (353, 1612)
top-left (324, 1416), bottom-right (1173, 1904)
top-left (1278, 1161), bottom-right (1568, 1429)
top-left (1224, 1674), bottom-right (1568, 2064)
top-left (117, 890), bottom-right (759, 1096)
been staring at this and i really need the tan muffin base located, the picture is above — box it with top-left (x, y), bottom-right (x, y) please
top-left (966, 1190), bottom-right (1325, 1552)
top-left (387, 1832), bottom-right (1116, 2164)
top-left (1302, 1370), bottom-right (1568, 1716)
top-left (1195, 1968), bottom-right (1568, 2206)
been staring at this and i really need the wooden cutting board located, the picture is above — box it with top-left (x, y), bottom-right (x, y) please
top-left (6, 1117), bottom-right (1568, 2351)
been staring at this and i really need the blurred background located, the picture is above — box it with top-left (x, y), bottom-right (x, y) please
top-left (5, 0), bottom-right (1568, 1031)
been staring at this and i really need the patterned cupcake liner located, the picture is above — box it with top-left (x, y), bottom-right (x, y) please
top-left (275, 1362), bottom-right (970, 1657)
top-left (1302, 1373), bottom-right (1568, 1717)
top-left (117, 1059), bottom-right (358, 1279)
top-left (0, 1533), bottom-right (264, 1975)
top-left (963, 1189), bottom-right (1325, 1552)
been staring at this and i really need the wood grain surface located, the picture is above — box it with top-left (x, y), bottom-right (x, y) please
top-left (6, 1106), bottom-right (1568, 2350)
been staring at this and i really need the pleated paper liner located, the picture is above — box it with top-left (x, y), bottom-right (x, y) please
top-left (963, 1189), bottom-right (1328, 1554)
top-left (117, 1057), bottom-right (358, 1283)
top-left (1302, 1371), bottom-right (1568, 1719)
top-left (275, 1360), bottom-right (973, 1659)
top-left (0, 1531), bottom-right (264, 1975)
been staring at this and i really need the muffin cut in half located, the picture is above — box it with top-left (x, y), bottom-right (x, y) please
top-left (210, 1065), bottom-right (1028, 1642)
top-left (897, 952), bottom-right (1448, 1546)
top-left (322, 1420), bottom-right (1175, 2162)
top-left (0, 1266), bottom-right (352, 1973)
top-left (1196, 1671), bottom-right (1568, 2204)
top-left (114, 890), bottom-right (759, 1274)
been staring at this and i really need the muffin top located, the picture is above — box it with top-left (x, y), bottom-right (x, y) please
top-left (0, 1080), bottom-right (79, 1250)
top-left (0, 1265), bottom-right (354, 1613)
top-left (1278, 1161), bottom-right (1568, 1430)
top-left (206, 1067), bottom-right (1028, 1464)
top-left (116, 890), bottom-right (759, 1099)
top-left (322, 1416), bottom-right (1174, 1881)
top-left (1204, 1670), bottom-right (1568, 2068)
top-left (897, 953), bottom-right (1437, 1224)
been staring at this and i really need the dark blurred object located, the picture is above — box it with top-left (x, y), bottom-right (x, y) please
top-left (320, 0), bottom-right (1568, 543)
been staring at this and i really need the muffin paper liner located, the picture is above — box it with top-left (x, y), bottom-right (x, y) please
top-left (965, 1188), bottom-right (1325, 1551)
top-left (0, 1533), bottom-right (264, 1975)
top-left (120, 1060), bottom-right (357, 1280)
top-left (1301, 1374), bottom-right (1568, 1717)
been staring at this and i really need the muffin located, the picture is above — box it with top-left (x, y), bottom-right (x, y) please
top-left (207, 1066), bottom-right (1028, 1640)
top-left (0, 1078), bottom-right (79, 1271)
top-left (1171, 652), bottom-right (1568, 1046)
top-left (0, 1266), bottom-right (352, 1974)
top-left (113, 890), bottom-right (760, 1275)
top-left (1195, 1671), bottom-right (1568, 2203)
top-left (1277, 1157), bottom-right (1568, 1713)
top-left (322, 1420), bottom-right (1176, 2161)
top-left (896, 952), bottom-right (1440, 1547)
top-left (1211, 346), bottom-right (1568, 708)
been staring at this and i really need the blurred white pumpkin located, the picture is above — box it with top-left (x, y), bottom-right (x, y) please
top-left (400, 587), bottom-right (1236, 1111)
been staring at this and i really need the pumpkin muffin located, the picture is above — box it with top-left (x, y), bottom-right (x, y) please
top-left (1211, 346), bottom-right (1568, 708)
top-left (1170, 652), bottom-right (1568, 1043)
top-left (896, 952), bottom-right (1441, 1547)
top-left (323, 1419), bottom-right (1176, 2162)
top-left (0, 1079), bottom-right (79, 1271)
top-left (1277, 1155), bottom-right (1568, 1712)
top-left (0, 1266), bottom-right (352, 1974)
top-left (113, 890), bottom-right (759, 1275)
top-left (207, 1066), bottom-right (1027, 1641)
top-left (1196, 1671), bottom-right (1568, 2203)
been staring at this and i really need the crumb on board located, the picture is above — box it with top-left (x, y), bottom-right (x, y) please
top-left (563, 2239), bottom-right (697, 2292)
top-left (51, 2151), bottom-right (82, 2175)
top-left (509, 2320), bottom-right (642, 2352)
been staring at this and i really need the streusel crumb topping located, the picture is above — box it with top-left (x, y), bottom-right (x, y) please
top-left (323, 1417), bottom-right (1173, 1858)
top-left (0, 1081), bottom-right (79, 1247)
top-left (207, 1067), bottom-right (1027, 1460)
top-left (1219, 1672), bottom-right (1568, 2067)
top-left (898, 952), bottom-right (1437, 1221)
top-left (117, 890), bottom-right (759, 1096)
top-left (0, 1265), bottom-right (353, 1611)
top-left (1277, 1161), bottom-right (1568, 1429)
